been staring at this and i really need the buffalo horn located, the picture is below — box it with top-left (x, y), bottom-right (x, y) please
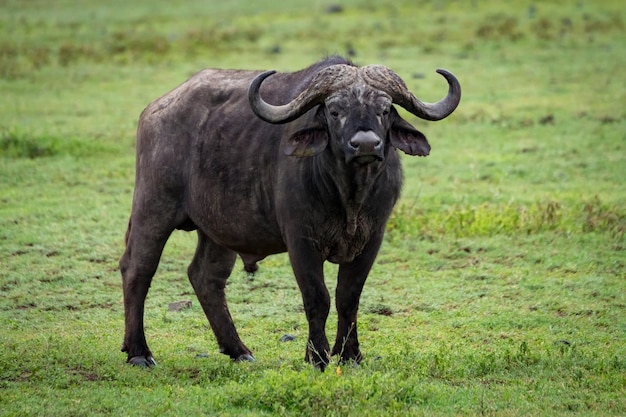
top-left (248, 65), bottom-right (356, 124)
top-left (362, 65), bottom-right (461, 121)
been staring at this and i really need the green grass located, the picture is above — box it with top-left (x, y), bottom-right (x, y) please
top-left (1, 0), bottom-right (625, 415)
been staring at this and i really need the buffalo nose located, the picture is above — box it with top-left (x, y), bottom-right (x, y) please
top-left (349, 131), bottom-right (381, 152)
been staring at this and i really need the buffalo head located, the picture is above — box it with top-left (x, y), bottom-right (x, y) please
top-left (248, 64), bottom-right (461, 164)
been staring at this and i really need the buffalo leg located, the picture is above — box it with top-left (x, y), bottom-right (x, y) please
top-left (332, 233), bottom-right (384, 364)
top-left (288, 242), bottom-right (330, 370)
top-left (120, 219), bottom-right (172, 367)
top-left (187, 231), bottom-right (253, 362)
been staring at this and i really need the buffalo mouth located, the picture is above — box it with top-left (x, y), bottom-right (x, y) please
top-left (352, 154), bottom-right (383, 165)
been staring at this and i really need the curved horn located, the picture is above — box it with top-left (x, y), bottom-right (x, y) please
top-left (362, 65), bottom-right (461, 121)
top-left (248, 65), bottom-right (357, 124)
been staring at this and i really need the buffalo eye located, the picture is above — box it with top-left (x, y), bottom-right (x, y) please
top-left (376, 109), bottom-right (390, 119)
top-left (377, 104), bottom-right (391, 117)
top-left (330, 110), bottom-right (340, 118)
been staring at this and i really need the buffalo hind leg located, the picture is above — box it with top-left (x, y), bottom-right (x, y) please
top-left (120, 219), bottom-right (172, 367)
top-left (332, 233), bottom-right (384, 364)
top-left (187, 231), bottom-right (254, 362)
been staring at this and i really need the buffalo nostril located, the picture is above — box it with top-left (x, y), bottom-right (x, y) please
top-left (349, 131), bottom-right (381, 150)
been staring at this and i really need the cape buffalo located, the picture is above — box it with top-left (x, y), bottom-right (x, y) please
top-left (120, 56), bottom-right (461, 370)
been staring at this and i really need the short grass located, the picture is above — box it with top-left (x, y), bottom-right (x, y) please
top-left (1, 0), bottom-right (625, 415)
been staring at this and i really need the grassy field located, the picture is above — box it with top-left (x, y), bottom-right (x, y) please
top-left (1, 0), bottom-right (625, 415)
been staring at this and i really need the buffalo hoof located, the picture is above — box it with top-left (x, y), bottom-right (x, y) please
top-left (306, 355), bottom-right (329, 372)
top-left (313, 361), bottom-right (327, 372)
top-left (234, 353), bottom-right (256, 363)
top-left (306, 350), bottom-right (330, 372)
top-left (128, 355), bottom-right (157, 367)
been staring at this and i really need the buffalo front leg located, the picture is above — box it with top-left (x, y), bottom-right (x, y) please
top-left (288, 242), bottom-right (331, 370)
top-left (332, 233), bottom-right (384, 364)
top-left (187, 231), bottom-right (254, 362)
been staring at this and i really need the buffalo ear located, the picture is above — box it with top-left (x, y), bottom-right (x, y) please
top-left (284, 127), bottom-right (328, 157)
top-left (389, 116), bottom-right (431, 156)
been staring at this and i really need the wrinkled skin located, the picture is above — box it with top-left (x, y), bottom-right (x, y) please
top-left (119, 56), bottom-right (460, 370)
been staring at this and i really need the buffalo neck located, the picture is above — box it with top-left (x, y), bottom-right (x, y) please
top-left (313, 150), bottom-right (388, 236)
